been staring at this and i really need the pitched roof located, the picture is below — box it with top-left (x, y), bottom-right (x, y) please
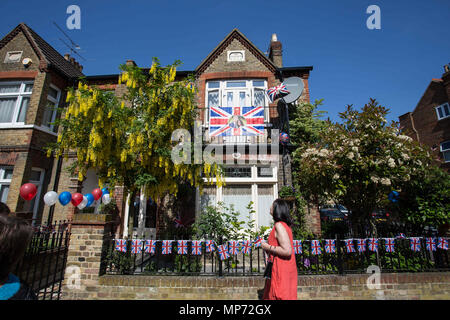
top-left (0, 23), bottom-right (84, 79)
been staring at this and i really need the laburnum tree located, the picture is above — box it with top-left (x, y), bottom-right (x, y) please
top-left (293, 98), bottom-right (445, 236)
top-left (48, 58), bottom-right (224, 230)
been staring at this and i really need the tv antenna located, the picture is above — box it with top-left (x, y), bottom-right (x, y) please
top-left (52, 21), bottom-right (86, 61)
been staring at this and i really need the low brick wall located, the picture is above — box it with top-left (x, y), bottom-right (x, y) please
top-left (62, 272), bottom-right (450, 300)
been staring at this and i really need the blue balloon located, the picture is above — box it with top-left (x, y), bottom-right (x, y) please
top-left (58, 191), bottom-right (72, 206)
top-left (388, 190), bottom-right (399, 203)
top-left (85, 193), bottom-right (95, 207)
top-left (101, 187), bottom-right (110, 195)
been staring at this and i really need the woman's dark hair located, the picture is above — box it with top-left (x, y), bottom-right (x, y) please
top-left (272, 198), bottom-right (293, 226)
top-left (0, 201), bottom-right (11, 215)
top-left (0, 214), bottom-right (33, 281)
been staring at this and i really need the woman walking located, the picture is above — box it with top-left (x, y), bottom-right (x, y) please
top-left (261, 199), bottom-right (298, 300)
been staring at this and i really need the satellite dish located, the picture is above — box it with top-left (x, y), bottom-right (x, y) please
top-left (281, 77), bottom-right (304, 104)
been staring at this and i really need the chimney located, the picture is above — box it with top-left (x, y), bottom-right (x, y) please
top-left (64, 53), bottom-right (70, 61)
top-left (268, 33), bottom-right (282, 68)
top-left (126, 60), bottom-right (137, 67)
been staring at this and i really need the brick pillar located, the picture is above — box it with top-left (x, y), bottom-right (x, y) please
top-left (61, 214), bottom-right (114, 300)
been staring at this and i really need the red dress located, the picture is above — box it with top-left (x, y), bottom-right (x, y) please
top-left (263, 221), bottom-right (298, 300)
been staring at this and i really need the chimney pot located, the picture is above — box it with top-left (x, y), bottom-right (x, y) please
top-left (444, 64), bottom-right (450, 73)
top-left (64, 53), bottom-right (70, 61)
top-left (126, 60), bottom-right (137, 67)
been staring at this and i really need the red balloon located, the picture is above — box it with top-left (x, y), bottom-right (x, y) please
top-left (92, 188), bottom-right (103, 201)
top-left (20, 183), bottom-right (37, 201)
top-left (71, 193), bottom-right (84, 206)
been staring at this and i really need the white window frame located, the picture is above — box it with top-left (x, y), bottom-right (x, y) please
top-left (42, 84), bottom-right (61, 132)
top-left (440, 141), bottom-right (450, 163)
top-left (0, 80), bottom-right (33, 125)
top-left (0, 166), bottom-right (13, 204)
top-left (435, 102), bottom-right (450, 121)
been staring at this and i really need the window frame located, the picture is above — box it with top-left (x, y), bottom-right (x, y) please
top-left (0, 166), bottom-right (13, 204)
top-left (0, 80), bottom-right (33, 125)
top-left (440, 140), bottom-right (450, 163)
top-left (42, 84), bottom-right (61, 131)
top-left (435, 102), bottom-right (450, 121)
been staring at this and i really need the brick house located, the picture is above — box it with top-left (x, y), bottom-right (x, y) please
top-left (399, 65), bottom-right (450, 172)
top-left (0, 24), bottom-right (320, 235)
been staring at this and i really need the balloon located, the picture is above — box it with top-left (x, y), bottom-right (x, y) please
top-left (92, 188), bottom-right (102, 201)
top-left (43, 191), bottom-right (58, 206)
top-left (58, 191), bottom-right (72, 206)
top-left (77, 196), bottom-right (88, 210)
top-left (279, 132), bottom-right (290, 145)
top-left (85, 193), bottom-right (95, 207)
top-left (71, 193), bottom-right (84, 206)
top-left (19, 183), bottom-right (37, 201)
top-left (388, 190), bottom-right (400, 203)
top-left (101, 187), bottom-right (110, 195)
top-left (102, 193), bottom-right (111, 205)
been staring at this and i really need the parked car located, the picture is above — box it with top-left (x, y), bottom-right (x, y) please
top-left (371, 209), bottom-right (390, 222)
top-left (319, 207), bottom-right (347, 222)
top-left (319, 204), bottom-right (350, 220)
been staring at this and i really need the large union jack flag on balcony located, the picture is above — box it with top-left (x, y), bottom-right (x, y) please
top-left (209, 106), bottom-right (265, 137)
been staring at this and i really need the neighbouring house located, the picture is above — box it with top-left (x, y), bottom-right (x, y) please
top-left (399, 64), bottom-right (450, 172)
top-left (0, 23), bottom-right (321, 236)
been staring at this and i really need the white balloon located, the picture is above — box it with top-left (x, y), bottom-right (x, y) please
top-left (77, 196), bottom-right (88, 210)
top-left (43, 191), bottom-right (58, 206)
top-left (102, 193), bottom-right (111, 205)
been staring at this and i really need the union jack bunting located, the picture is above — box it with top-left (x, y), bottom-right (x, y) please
top-left (209, 105), bottom-right (265, 137)
top-left (426, 238), bottom-right (436, 252)
top-left (162, 240), bottom-right (173, 255)
top-left (384, 238), bottom-right (395, 253)
top-left (205, 240), bottom-right (215, 253)
top-left (410, 237), bottom-right (421, 252)
top-left (177, 240), bottom-right (188, 255)
top-left (293, 240), bottom-right (302, 254)
top-left (115, 239), bottom-right (127, 253)
top-left (241, 240), bottom-right (252, 255)
top-left (144, 240), bottom-right (156, 254)
top-left (437, 237), bottom-right (448, 250)
top-left (228, 241), bottom-right (240, 255)
top-left (191, 240), bottom-right (202, 255)
top-left (266, 82), bottom-right (290, 103)
top-left (344, 239), bottom-right (355, 253)
top-left (253, 237), bottom-right (263, 248)
top-left (131, 240), bottom-right (143, 254)
top-left (217, 244), bottom-right (230, 261)
top-left (396, 233), bottom-right (406, 239)
top-left (356, 239), bottom-right (366, 252)
top-left (311, 240), bottom-right (322, 255)
top-left (368, 238), bottom-right (378, 252)
top-left (324, 240), bottom-right (336, 253)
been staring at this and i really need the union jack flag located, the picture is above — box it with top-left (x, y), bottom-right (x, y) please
top-left (144, 240), bottom-right (156, 254)
top-left (266, 83), bottom-right (290, 103)
top-left (356, 239), bottom-right (366, 252)
top-left (293, 240), bottom-right (302, 254)
top-left (228, 241), bottom-right (240, 255)
top-left (205, 240), bottom-right (215, 253)
top-left (426, 238), bottom-right (436, 251)
top-left (368, 238), bottom-right (378, 252)
top-left (218, 244), bottom-right (230, 261)
top-left (311, 240), bottom-right (321, 255)
top-left (253, 237), bottom-right (263, 248)
top-left (209, 105), bottom-right (265, 137)
top-left (344, 239), bottom-right (355, 253)
top-left (437, 237), bottom-right (448, 250)
top-left (396, 233), bottom-right (406, 239)
top-left (324, 240), bottom-right (336, 253)
top-left (191, 240), bottom-right (202, 255)
top-left (384, 238), bottom-right (395, 253)
top-left (131, 240), bottom-right (142, 254)
top-left (162, 240), bottom-right (173, 255)
top-left (115, 239), bottom-right (127, 253)
top-left (177, 240), bottom-right (188, 255)
top-left (410, 237), bottom-right (421, 252)
top-left (241, 240), bottom-right (252, 255)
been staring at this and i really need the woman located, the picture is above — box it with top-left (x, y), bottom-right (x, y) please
top-left (261, 199), bottom-right (297, 300)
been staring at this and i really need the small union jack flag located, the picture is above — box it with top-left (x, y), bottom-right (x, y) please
top-left (356, 239), bottom-right (366, 252)
top-left (253, 237), bottom-right (263, 248)
top-left (266, 83), bottom-right (290, 103)
top-left (241, 240), bottom-right (252, 255)
top-left (437, 237), bottom-right (448, 250)
top-left (131, 240), bottom-right (142, 254)
top-left (205, 240), bottom-right (215, 253)
top-left (426, 238), bottom-right (436, 251)
top-left (177, 240), bottom-right (188, 255)
top-left (218, 244), bottom-right (230, 261)
top-left (410, 237), bottom-right (421, 252)
top-left (396, 233), bottom-right (406, 239)
top-left (344, 239), bottom-right (355, 253)
top-left (324, 240), bottom-right (336, 253)
top-left (144, 240), bottom-right (156, 254)
top-left (384, 238), bottom-right (395, 253)
top-left (115, 239), bottom-right (127, 253)
top-left (162, 240), bottom-right (173, 255)
top-left (368, 238), bottom-right (378, 252)
top-left (293, 240), bottom-right (302, 254)
top-left (311, 240), bottom-right (321, 255)
top-left (191, 240), bottom-right (202, 255)
top-left (228, 241), bottom-right (240, 255)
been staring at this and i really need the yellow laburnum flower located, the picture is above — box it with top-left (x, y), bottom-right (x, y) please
top-left (78, 171), bottom-right (84, 181)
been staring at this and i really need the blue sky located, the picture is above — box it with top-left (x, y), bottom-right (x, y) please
top-left (1, 0), bottom-right (449, 123)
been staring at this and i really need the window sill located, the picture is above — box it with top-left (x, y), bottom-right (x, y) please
top-left (0, 124), bottom-right (57, 136)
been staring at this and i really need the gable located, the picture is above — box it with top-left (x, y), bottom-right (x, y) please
top-left (0, 30), bottom-right (41, 73)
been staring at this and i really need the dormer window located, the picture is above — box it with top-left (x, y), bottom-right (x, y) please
top-left (227, 50), bottom-right (245, 62)
top-left (436, 102), bottom-right (450, 120)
